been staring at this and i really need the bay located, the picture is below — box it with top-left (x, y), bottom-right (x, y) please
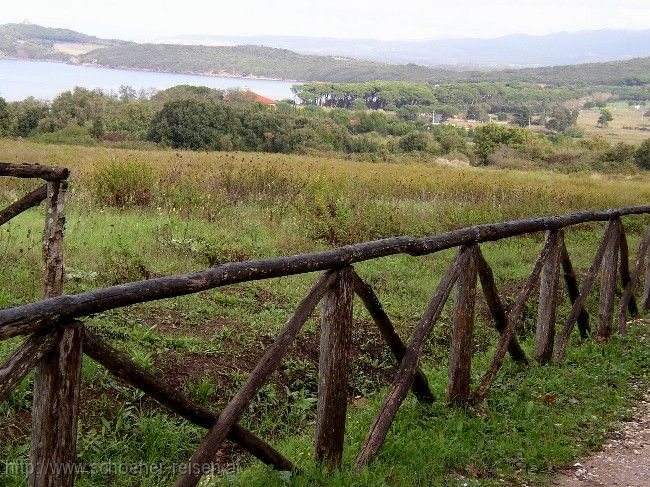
top-left (0, 58), bottom-right (296, 101)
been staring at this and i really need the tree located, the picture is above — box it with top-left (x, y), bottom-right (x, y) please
top-left (12, 97), bottom-right (50, 136)
top-left (148, 98), bottom-right (238, 150)
top-left (473, 124), bottom-right (529, 163)
top-left (466, 104), bottom-right (489, 122)
top-left (596, 108), bottom-right (613, 128)
top-left (118, 85), bottom-right (138, 102)
top-left (90, 117), bottom-right (105, 139)
top-left (0, 97), bottom-right (12, 136)
top-left (636, 138), bottom-right (650, 170)
top-left (398, 132), bottom-right (431, 152)
top-left (545, 106), bottom-right (579, 133)
top-left (512, 106), bottom-right (532, 127)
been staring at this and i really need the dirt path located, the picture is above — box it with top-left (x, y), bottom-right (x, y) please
top-left (554, 387), bottom-right (649, 487)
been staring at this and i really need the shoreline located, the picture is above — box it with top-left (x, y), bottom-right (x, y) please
top-left (0, 55), bottom-right (302, 84)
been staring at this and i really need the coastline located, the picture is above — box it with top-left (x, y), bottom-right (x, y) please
top-left (0, 55), bottom-right (301, 83)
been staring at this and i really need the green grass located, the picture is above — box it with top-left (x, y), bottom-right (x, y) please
top-left (0, 140), bottom-right (649, 486)
top-left (225, 326), bottom-right (650, 487)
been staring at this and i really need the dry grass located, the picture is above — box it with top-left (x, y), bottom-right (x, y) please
top-left (2, 139), bottom-right (650, 217)
top-left (577, 103), bottom-right (650, 143)
top-left (52, 42), bottom-right (105, 56)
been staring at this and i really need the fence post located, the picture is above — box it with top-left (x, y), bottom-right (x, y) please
top-left (559, 238), bottom-right (590, 338)
top-left (42, 181), bottom-right (67, 297)
top-left (30, 180), bottom-right (83, 487)
top-left (534, 230), bottom-right (562, 364)
top-left (642, 247), bottom-right (650, 311)
top-left (447, 246), bottom-right (477, 405)
top-left (618, 223), bottom-right (639, 318)
top-left (315, 266), bottom-right (353, 467)
top-left (596, 219), bottom-right (621, 340)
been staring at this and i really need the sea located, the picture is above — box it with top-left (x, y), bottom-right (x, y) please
top-left (0, 58), bottom-right (297, 101)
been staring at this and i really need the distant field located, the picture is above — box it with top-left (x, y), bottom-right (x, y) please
top-left (577, 103), bottom-right (650, 143)
top-left (445, 103), bottom-right (650, 144)
top-left (53, 42), bottom-right (105, 56)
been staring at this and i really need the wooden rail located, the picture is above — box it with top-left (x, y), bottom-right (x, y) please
top-left (1, 162), bottom-right (649, 486)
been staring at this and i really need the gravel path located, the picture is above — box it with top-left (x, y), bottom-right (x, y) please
top-left (554, 381), bottom-right (649, 486)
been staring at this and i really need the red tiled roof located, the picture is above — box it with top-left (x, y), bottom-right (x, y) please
top-left (223, 91), bottom-right (276, 105)
top-left (253, 94), bottom-right (277, 105)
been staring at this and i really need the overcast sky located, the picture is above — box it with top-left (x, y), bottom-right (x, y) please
top-left (3, 1), bottom-right (650, 41)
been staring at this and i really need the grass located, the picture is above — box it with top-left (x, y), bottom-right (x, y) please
top-left (577, 103), bottom-right (650, 143)
top-left (225, 325), bottom-right (650, 487)
top-left (0, 139), bottom-right (649, 486)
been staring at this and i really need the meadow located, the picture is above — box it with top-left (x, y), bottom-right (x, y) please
top-left (577, 103), bottom-right (650, 143)
top-left (0, 139), bottom-right (649, 486)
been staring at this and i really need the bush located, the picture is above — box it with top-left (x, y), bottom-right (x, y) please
top-left (296, 184), bottom-right (405, 246)
top-left (90, 160), bottom-right (156, 207)
top-left (636, 138), bottom-right (650, 170)
top-left (398, 132), bottom-right (434, 153)
top-left (30, 124), bottom-right (96, 146)
top-left (473, 124), bottom-right (529, 163)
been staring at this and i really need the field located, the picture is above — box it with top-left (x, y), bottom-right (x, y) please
top-left (53, 42), bottom-right (106, 56)
top-left (1, 139), bottom-right (649, 486)
top-left (577, 103), bottom-right (650, 143)
top-left (448, 103), bottom-right (650, 145)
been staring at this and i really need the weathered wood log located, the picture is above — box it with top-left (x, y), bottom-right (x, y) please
top-left (534, 231), bottom-right (562, 364)
top-left (618, 228), bottom-right (650, 333)
top-left (30, 181), bottom-right (75, 487)
top-left (471, 236), bottom-right (554, 403)
top-left (0, 162), bottom-right (69, 181)
top-left (29, 321), bottom-right (83, 487)
top-left (0, 331), bottom-right (58, 403)
top-left (174, 271), bottom-right (334, 487)
top-left (555, 220), bottom-right (619, 362)
top-left (474, 248), bottom-right (527, 363)
top-left (83, 330), bottom-right (293, 471)
top-left (3, 206), bottom-right (650, 341)
top-left (315, 267), bottom-right (353, 467)
top-left (447, 246), bottom-right (478, 405)
top-left (596, 220), bottom-right (621, 340)
top-left (354, 247), bottom-right (470, 469)
top-left (559, 238), bottom-right (590, 339)
top-left (43, 181), bottom-right (67, 298)
top-left (351, 272), bottom-right (434, 403)
top-left (642, 240), bottom-right (650, 311)
top-left (618, 223), bottom-right (639, 318)
top-left (0, 184), bottom-right (47, 227)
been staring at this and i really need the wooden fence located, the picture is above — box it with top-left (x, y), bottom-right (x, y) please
top-left (1, 162), bottom-right (650, 487)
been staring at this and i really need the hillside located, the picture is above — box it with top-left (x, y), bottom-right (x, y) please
top-left (0, 23), bottom-right (120, 60)
top-left (173, 29), bottom-right (650, 68)
top-left (1, 23), bottom-right (650, 86)
top-left (76, 43), bottom-right (440, 82)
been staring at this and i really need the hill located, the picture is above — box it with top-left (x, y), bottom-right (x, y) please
top-left (172, 29), bottom-right (650, 68)
top-left (1, 23), bottom-right (649, 87)
top-left (0, 23), bottom-right (121, 60)
top-left (76, 43), bottom-right (440, 83)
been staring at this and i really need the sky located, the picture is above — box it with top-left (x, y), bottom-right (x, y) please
top-left (3, 0), bottom-right (650, 41)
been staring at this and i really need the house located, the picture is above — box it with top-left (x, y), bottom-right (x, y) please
top-left (223, 90), bottom-right (277, 108)
top-left (251, 93), bottom-right (277, 108)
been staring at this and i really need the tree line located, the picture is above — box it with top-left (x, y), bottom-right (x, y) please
top-left (0, 85), bottom-right (649, 172)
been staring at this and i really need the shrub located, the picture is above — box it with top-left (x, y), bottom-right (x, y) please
top-left (636, 138), bottom-right (650, 170)
top-left (30, 124), bottom-right (96, 146)
top-left (473, 124), bottom-right (529, 163)
top-left (398, 132), bottom-right (434, 153)
top-left (296, 184), bottom-right (405, 246)
top-left (90, 160), bottom-right (156, 207)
